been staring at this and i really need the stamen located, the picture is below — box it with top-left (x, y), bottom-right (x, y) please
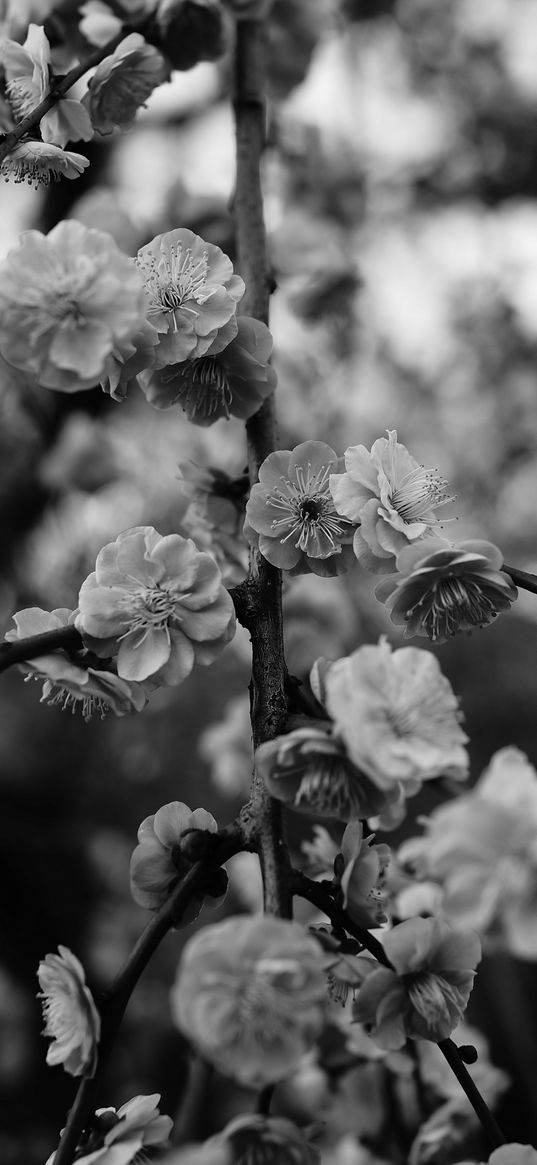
top-left (391, 464), bottom-right (454, 524)
top-left (166, 358), bottom-right (233, 420)
top-left (266, 461), bottom-right (350, 556)
top-left (405, 576), bottom-right (499, 641)
top-left (137, 243), bottom-right (214, 321)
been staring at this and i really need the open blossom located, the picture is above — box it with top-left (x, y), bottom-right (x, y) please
top-left (400, 748), bottom-right (537, 959)
top-left (0, 23), bottom-right (93, 146)
top-left (45, 1094), bottom-right (172, 1165)
top-left (0, 220), bottom-right (149, 392)
top-left (83, 33), bottom-right (169, 135)
top-left (375, 539), bottom-right (518, 642)
top-left (76, 526), bottom-right (236, 685)
top-left (316, 639), bottom-right (469, 791)
top-left (38, 946), bottom-right (100, 1077)
top-left (136, 228), bottom-right (244, 365)
top-left (245, 441), bottom-right (356, 576)
top-left (211, 1115), bottom-right (320, 1165)
top-left (130, 800), bottom-right (221, 914)
top-left (338, 823), bottom-right (391, 929)
top-left (171, 915), bottom-right (328, 1086)
top-left (329, 430), bottom-right (454, 574)
top-left (5, 607), bottom-right (147, 720)
top-left (353, 917), bottom-right (481, 1049)
top-left (139, 316), bottom-right (277, 424)
top-left (0, 141), bottom-right (89, 187)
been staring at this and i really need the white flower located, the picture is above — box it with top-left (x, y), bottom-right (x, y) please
top-left (0, 23), bottom-right (93, 147)
top-left (37, 946), bottom-right (100, 1077)
top-left (0, 141), bottom-right (89, 187)
top-left (46, 1094), bottom-right (172, 1165)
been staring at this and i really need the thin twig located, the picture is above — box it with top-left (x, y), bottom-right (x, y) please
top-left (438, 1040), bottom-right (506, 1148)
top-left (0, 626), bottom-right (83, 674)
top-left (504, 564), bottom-right (537, 596)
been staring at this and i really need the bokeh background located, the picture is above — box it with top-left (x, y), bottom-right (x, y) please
top-left (2, 1), bottom-right (537, 1161)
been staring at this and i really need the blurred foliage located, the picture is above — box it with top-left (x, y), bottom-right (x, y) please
top-left (3, 0), bottom-right (537, 1161)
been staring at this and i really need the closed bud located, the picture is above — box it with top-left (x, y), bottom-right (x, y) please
top-left (155, 0), bottom-right (228, 70)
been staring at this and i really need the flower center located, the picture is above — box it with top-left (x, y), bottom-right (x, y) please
top-left (137, 243), bottom-right (213, 324)
top-left (405, 970), bottom-right (459, 1025)
top-left (6, 77), bottom-right (39, 121)
top-left (267, 462), bottom-right (350, 558)
top-left (406, 574), bottom-right (500, 641)
top-left (391, 465), bottom-right (453, 524)
top-left (295, 756), bottom-right (365, 819)
top-left (122, 585), bottom-right (189, 644)
top-left (30, 675), bottom-right (109, 723)
top-left (164, 357), bottom-right (233, 420)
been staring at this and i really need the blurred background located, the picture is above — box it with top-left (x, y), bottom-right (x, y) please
top-left (2, 0), bottom-right (537, 1161)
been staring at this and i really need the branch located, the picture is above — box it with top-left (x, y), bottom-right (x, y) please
top-left (52, 824), bottom-right (243, 1165)
top-left (233, 19), bottom-right (291, 918)
top-left (0, 626), bottom-right (83, 674)
top-left (292, 871), bottom-right (506, 1149)
top-left (503, 564), bottom-right (537, 596)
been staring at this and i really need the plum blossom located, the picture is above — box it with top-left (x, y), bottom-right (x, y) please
top-left (0, 141), bottom-right (89, 187)
top-left (135, 228), bottom-right (244, 365)
top-left (100, 320), bottom-right (160, 401)
top-left (45, 1094), bottom-right (172, 1165)
top-left (0, 23), bottom-right (93, 146)
top-left (171, 915), bottom-right (328, 1086)
top-left (376, 539), bottom-right (517, 642)
top-left (139, 316), bottom-right (277, 424)
top-left (130, 800), bottom-right (222, 915)
top-left (0, 220), bottom-right (149, 392)
top-left (337, 823), bottom-right (391, 929)
top-left (37, 946), bottom-right (100, 1077)
top-left (83, 33), bottom-right (169, 135)
top-left (5, 607), bottom-right (147, 720)
top-left (329, 431), bottom-right (454, 574)
top-left (399, 747), bottom-right (537, 959)
top-left (76, 526), bottom-right (236, 685)
top-left (211, 1115), bottom-right (320, 1165)
top-left (245, 441), bottom-right (356, 576)
top-left (353, 917), bottom-right (481, 1049)
top-left (458, 1149), bottom-right (537, 1165)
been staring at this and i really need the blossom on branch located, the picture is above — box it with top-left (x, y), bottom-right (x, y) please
top-left (5, 607), bottom-right (148, 719)
top-left (375, 539), bottom-right (518, 642)
top-left (83, 33), bottom-right (169, 135)
top-left (0, 220), bottom-right (149, 392)
top-left (353, 917), bottom-right (481, 1049)
top-left (171, 915), bottom-right (328, 1086)
top-left (45, 1094), bottom-right (172, 1164)
top-left (329, 430), bottom-right (454, 574)
top-left (337, 822), bottom-right (391, 929)
top-left (0, 141), bottom-right (89, 187)
top-left (135, 228), bottom-right (244, 365)
top-left (76, 525), bottom-right (236, 684)
top-left (245, 441), bottom-right (356, 575)
top-left (37, 945), bottom-right (100, 1077)
top-left (139, 316), bottom-right (277, 423)
top-left (130, 800), bottom-right (224, 918)
top-left (0, 23), bottom-right (93, 146)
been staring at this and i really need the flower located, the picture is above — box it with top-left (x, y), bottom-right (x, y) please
top-left (0, 141), bottom-right (89, 187)
top-left (317, 639), bottom-right (469, 792)
top-left (0, 23), bottom-right (93, 146)
top-left (212, 1115), bottom-right (320, 1165)
top-left (135, 228), bottom-right (244, 365)
top-left (171, 915), bottom-right (328, 1086)
top-left (100, 320), bottom-right (160, 401)
top-left (338, 823), bottom-right (391, 929)
top-left (76, 526), bottom-right (236, 684)
top-left (0, 219), bottom-right (149, 392)
top-left (139, 316), bottom-right (277, 424)
top-left (329, 431), bottom-right (454, 574)
top-left (155, 0), bottom-right (228, 71)
top-left (5, 607), bottom-right (147, 720)
top-left (375, 539), bottom-right (518, 642)
top-left (245, 441), bottom-right (356, 576)
top-left (37, 946), bottom-right (100, 1077)
top-left (256, 721), bottom-right (403, 824)
top-left (130, 800), bottom-right (220, 911)
top-left (399, 747), bottom-right (537, 959)
top-left (83, 33), bottom-right (169, 135)
top-left (353, 917), bottom-right (481, 1049)
top-left (45, 1094), bottom-right (172, 1165)
top-left (458, 1148), bottom-right (537, 1165)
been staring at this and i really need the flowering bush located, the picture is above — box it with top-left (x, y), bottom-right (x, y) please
top-left (37, 946), bottom-right (100, 1077)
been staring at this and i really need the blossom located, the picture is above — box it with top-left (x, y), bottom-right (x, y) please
top-left (0, 219), bottom-right (149, 392)
top-left (317, 639), bottom-right (469, 792)
top-left (135, 228), bottom-right (244, 365)
top-left (37, 946), bottom-right (100, 1077)
top-left (212, 1115), bottom-right (320, 1165)
top-left (353, 917), bottom-right (481, 1049)
top-left (45, 1094), bottom-right (172, 1165)
top-left (100, 320), bottom-right (160, 401)
top-left (0, 141), bottom-right (89, 187)
top-left (130, 800), bottom-right (220, 911)
top-left (399, 747), bottom-right (537, 959)
top-left (155, 0), bottom-right (228, 71)
top-left (458, 1149), bottom-right (537, 1165)
top-left (5, 607), bottom-right (147, 720)
top-left (329, 431), bottom-right (454, 574)
top-left (171, 915), bottom-right (328, 1086)
top-left (375, 539), bottom-right (518, 642)
top-left (338, 823), bottom-right (391, 929)
top-left (139, 316), bottom-right (277, 424)
top-left (83, 33), bottom-right (169, 135)
top-left (76, 526), bottom-right (236, 685)
top-left (256, 721), bottom-right (403, 825)
top-left (0, 23), bottom-right (93, 146)
top-left (245, 441), bottom-right (356, 576)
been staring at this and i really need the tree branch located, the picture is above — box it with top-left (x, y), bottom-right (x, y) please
top-left (0, 626), bottom-right (83, 674)
top-left (503, 564), bottom-right (537, 596)
top-left (233, 19), bottom-right (291, 918)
